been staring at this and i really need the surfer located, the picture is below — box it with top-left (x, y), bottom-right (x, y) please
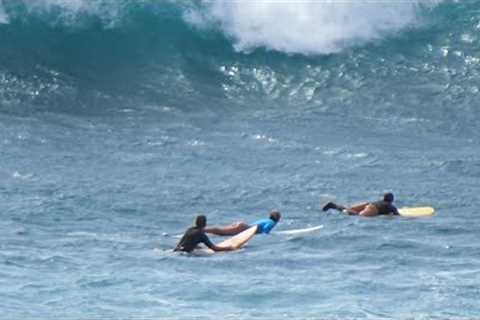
top-left (174, 215), bottom-right (234, 253)
top-left (205, 210), bottom-right (281, 236)
top-left (322, 192), bottom-right (399, 217)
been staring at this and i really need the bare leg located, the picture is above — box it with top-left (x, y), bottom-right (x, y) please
top-left (322, 202), bottom-right (346, 212)
top-left (358, 204), bottom-right (379, 217)
top-left (205, 222), bottom-right (250, 236)
top-left (323, 202), bottom-right (370, 215)
top-left (346, 203), bottom-right (369, 214)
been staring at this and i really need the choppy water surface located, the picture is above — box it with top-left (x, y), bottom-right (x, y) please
top-left (1, 1), bottom-right (479, 318)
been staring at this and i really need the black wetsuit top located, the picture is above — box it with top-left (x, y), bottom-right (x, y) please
top-left (372, 200), bottom-right (399, 215)
top-left (174, 226), bottom-right (214, 253)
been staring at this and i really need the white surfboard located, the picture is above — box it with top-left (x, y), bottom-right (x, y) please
top-left (196, 225), bottom-right (258, 255)
top-left (398, 207), bottom-right (435, 217)
top-left (275, 225), bottom-right (323, 235)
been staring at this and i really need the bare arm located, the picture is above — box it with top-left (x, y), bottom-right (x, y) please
top-left (392, 206), bottom-right (400, 215)
top-left (358, 204), bottom-right (379, 217)
top-left (202, 234), bottom-right (234, 252)
top-left (208, 244), bottom-right (234, 252)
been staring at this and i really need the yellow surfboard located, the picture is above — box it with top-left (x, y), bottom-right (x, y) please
top-left (197, 225), bottom-right (258, 254)
top-left (398, 207), bottom-right (435, 217)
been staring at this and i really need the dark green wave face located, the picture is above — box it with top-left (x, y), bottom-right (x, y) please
top-left (1, 0), bottom-right (479, 136)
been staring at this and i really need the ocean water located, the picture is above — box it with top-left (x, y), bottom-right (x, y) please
top-left (1, 0), bottom-right (480, 318)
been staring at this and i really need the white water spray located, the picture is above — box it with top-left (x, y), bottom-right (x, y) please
top-left (187, 0), bottom-right (444, 55)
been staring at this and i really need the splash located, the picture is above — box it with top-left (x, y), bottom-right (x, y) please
top-left (0, 0), bottom-right (126, 26)
top-left (187, 0), bottom-right (445, 55)
top-left (0, 0), bottom-right (8, 24)
top-left (1, 0), bottom-right (444, 54)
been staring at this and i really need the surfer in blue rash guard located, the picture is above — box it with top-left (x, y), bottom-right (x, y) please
top-left (174, 215), bottom-right (234, 253)
top-left (322, 192), bottom-right (399, 217)
top-left (204, 210), bottom-right (281, 236)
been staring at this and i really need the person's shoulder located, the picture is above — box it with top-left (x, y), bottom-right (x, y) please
top-left (185, 226), bottom-right (201, 234)
top-left (255, 218), bottom-right (271, 225)
top-left (374, 200), bottom-right (391, 207)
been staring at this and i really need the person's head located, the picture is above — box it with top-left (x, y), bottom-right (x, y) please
top-left (195, 215), bottom-right (207, 228)
top-left (383, 192), bottom-right (394, 203)
top-left (269, 210), bottom-right (281, 222)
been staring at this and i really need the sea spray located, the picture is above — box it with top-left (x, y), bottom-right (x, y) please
top-left (0, 0), bottom-right (8, 24)
top-left (1, 1), bottom-right (444, 54)
top-left (186, 0), bottom-right (445, 54)
top-left (1, 2), bottom-right (480, 318)
top-left (0, 0), bottom-right (128, 26)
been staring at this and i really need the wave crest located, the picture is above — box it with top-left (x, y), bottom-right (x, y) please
top-left (0, 0), bottom-right (8, 24)
top-left (1, 0), bottom-right (444, 55)
top-left (0, 0), bottom-right (133, 27)
top-left (187, 0), bottom-right (444, 55)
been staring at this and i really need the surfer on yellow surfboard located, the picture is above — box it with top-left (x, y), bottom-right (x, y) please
top-left (322, 192), bottom-right (399, 217)
top-left (322, 192), bottom-right (435, 217)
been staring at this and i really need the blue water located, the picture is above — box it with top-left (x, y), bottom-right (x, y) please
top-left (1, 0), bottom-right (480, 318)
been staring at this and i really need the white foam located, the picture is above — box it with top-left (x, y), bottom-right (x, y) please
top-left (190, 0), bottom-right (444, 55)
top-left (20, 0), bottom-right (123, 26)
top-left (0, 0), bottom-right (8, 24)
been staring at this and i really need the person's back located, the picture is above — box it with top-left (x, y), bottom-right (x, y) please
top-left (174, 226), bottom-right (213, 253)
top-left (252, 211), bottom-right (281, 234)
top-left (371, 199), bottom-right (398, 215)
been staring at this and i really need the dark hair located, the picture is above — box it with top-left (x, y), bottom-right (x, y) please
top-left (269, 210), bottom-right (281, 222)
top-left (195, 215), bottom-right (207, 228)
top-left (383, 192), bottom-right (394, 203)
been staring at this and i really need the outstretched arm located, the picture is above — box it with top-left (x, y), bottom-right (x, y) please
top-left (202, 234), bottom-right (234, 252)
top-left (208, 244), bottom-right (234, 252)
top-left (392, 206), bottom-right (400, 215)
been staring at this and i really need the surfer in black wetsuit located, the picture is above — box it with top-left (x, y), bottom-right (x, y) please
top-left (322, 192), bottom-right (399, 217)
top-left (174, 215), bottom-right (234, 253)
